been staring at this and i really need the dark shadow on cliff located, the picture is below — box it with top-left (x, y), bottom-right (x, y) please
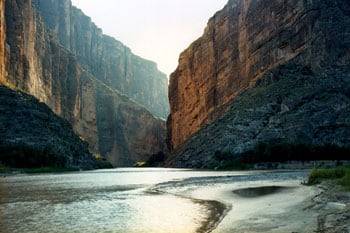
top-left (208, 141), bottom-right (350, 170)
top-left (0, 84), bottom-right (99, 170)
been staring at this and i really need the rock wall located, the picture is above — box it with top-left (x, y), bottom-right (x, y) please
top-left (168, 0), bottom-right (350, 149)
top-left (167, 61), bottom-right (350, 168)
top-left (0, 0), bottom-right (5, 81)
top-left (167, 0), bottom-right (350, 167)
top-left (33, 0), bottom-right (169, 119)
top-left (3, 0), bottom-right (166, 166)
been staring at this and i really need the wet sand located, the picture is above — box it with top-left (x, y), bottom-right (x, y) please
top-left (189, 180), bottom-right (350, 233)
top-left (213, 180), bottom-right (320, 232)
top-left (148, 170), bottom-right (350, 233)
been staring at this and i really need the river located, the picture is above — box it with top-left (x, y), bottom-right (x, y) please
top-left (0, 168), bottom-right (309, 233)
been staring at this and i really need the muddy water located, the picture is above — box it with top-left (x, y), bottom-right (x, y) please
top-left (0, 168), bottom-right (307, 233)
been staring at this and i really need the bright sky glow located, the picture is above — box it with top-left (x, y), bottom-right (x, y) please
top-left (70, 0), bottom-right (228, 77)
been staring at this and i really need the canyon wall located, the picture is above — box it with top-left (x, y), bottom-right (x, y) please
top-left (168, 0), bottom-right (350, 149)
top-left (3, 0), bottom-right (166, 166)
top-left (0, 0), bottom-right (4, 81)
top-left (33, 0), bottom-right (169, 119)
top-left (167, 0), bottom-right (350, 167)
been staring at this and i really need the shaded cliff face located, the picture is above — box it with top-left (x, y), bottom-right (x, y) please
top-left (0, 0), bottom-right (5, 81)
top-left (168, 0), bottom-right (350, 149)
top-left (3, 0), bottom-right (166, 166)
top-left (94, 83), bottom-right (166, 166)
top-left (0, 84), bottom-right (99, 169)
top-left (33, 0), bottom-right (169, 119)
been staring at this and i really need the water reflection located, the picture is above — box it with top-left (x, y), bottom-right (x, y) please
top-left (0, 168), bottom-right (307, 233)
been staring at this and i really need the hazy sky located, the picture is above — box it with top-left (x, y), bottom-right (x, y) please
top-left (70, 0), bottom-right (228, 76)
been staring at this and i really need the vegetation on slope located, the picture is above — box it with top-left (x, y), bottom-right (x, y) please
top-left (0, 84), bottom-right (100, 170)
top-left (208, 140), bottom-right (350, 170)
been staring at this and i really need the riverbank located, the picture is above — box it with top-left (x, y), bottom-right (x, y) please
top-left (307, 182), bottom-right (350, 233)
top-left (0, 166), bottom-right (82, 176)
top-left (0, 160), bottom-right (112, 176)
top-left (149, 168), bottom-right (350, 232)
top-left (205, 180), bottom-right (350, 233)
top-left (1, 168), bottom-right (349, 232)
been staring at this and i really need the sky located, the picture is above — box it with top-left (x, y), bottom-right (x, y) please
top-left (70, 0), bottom-right (228, 77)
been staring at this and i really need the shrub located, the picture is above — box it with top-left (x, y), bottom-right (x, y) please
top-left (308, 167), bottom-right (347, 184)
top-left (134, 161), bottom-right (148, 167)
top-left (242, 141), bottom-right (350, 163)
top-left (96, 159), bottom-right (113, 169)
top-left (211, 151), bottom-right (252, 170)
top-left (307, 167), bottom-right (350, 189)
top-left (147, 151), bottom-right (166, 167)
top-left (0, 162), bottom-right (9, 173)
top-left (336, 173), bottom-right (350, 190)
top-left (0, 144), bottom-right (66, 168)
top-left (212, 142), bottom-right (350, 170)
top-left (22, 167), bottom-right (80, 174)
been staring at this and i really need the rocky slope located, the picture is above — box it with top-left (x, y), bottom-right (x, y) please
top-left (33, 0), bottom-right (169, 119)
top-left (167, 0), bottom-right (350, 167)
top-left (168, 0), bottom-right (350, 150)
top-left (167, 61), bottom-right (350, 168)
top-left (2, 0), bottom-right (166, 166)
top-left (0, 84), bottom-right (98, 169)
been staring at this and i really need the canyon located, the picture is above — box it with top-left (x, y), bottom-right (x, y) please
top-left (1, 0), bottom-right (168, 167)
top-left (167, 0), bottom-right (350, 167)
top-left (1, 1), bottom-right (349, 232)
top-left (1, 0), bottom-right (349, 169)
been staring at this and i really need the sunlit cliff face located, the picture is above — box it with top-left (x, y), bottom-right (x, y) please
top-left (2, 0), bottom-right (168, 166)
top-left (70, 0), bottom-right (228, 77)
top-left (168, 0), bottom-right (315, 149)
top-left (167, 0), bottom-right (350, 151)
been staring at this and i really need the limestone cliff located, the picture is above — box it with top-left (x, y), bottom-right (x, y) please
top-left (167, 62), bottom-right (350, 168)
top-left (3, 0), bottom-right (166, 166)
top-left (168, 0), bottom-right (350, 150)
top-left (33, 0), bottom-right (169, 119)
top-left (167, 0), bottom-right (350, 167)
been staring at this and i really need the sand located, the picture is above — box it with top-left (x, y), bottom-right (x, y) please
top-left (188, 179), bottom-right (350, 233)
